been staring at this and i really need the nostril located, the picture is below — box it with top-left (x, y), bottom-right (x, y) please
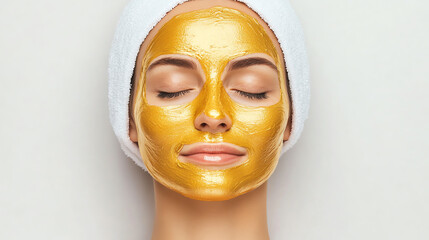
top-left (194, 113), bottom-right (232, 132)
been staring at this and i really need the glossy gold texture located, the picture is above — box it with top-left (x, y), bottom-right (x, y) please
top-left (133, 6), bottom-right (290, 201)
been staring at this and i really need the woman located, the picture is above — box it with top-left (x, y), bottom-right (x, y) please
top-left (108, 0), bottom-right (310, 239)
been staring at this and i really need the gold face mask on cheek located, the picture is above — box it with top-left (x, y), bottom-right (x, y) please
top-left (133, 6), bottom-right (290, 201)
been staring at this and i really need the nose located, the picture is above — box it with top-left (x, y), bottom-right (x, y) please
top-left (195, 80), bottom-right (232, 133)
top-left (194, 111), bottom-right (232, 133)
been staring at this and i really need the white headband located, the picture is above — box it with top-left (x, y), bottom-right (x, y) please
top-left (108, 0), bottom-right (310, 170)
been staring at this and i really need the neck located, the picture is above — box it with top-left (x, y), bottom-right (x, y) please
top-left (151, 180), bottom-right (270, 240)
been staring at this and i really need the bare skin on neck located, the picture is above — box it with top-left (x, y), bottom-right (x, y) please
top-left (128, 1), bottom-right (289, 239)
top-left (152, 180), bottom-right (269, 240)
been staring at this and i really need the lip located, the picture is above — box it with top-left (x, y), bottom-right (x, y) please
top-left (178, 142), bottom-right (248, 169)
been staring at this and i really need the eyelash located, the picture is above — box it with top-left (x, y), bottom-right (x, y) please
top-left (234, 90), bottom-right (268, 100)
top-left (157, 89), bottom-right (191, 99)
top-left (156, 89), bottom-right (268, 100)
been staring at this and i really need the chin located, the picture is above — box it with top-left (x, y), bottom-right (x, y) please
top-left (163, 177), bottom-right (268, 201)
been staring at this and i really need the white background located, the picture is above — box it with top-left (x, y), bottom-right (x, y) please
top-left (1, 0), bottom-right (428, 239)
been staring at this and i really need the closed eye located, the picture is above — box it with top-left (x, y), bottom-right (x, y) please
top-left (157, 89), bottom-right (191, 99)
top-left (233, 90), bottom-right (268, 100)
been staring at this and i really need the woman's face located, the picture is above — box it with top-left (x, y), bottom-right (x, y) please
top-left (130, 3), bottom-right (290, 201)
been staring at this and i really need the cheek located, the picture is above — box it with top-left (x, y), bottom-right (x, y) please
top-left (136, 103), bottom-right (195, 144)
top-left (233, 104), bottom-right (286, 140)
top-left (223, 103), bottom-right (287, 164)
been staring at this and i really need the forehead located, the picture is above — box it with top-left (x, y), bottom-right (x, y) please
top-left (144, 6), bottom-right (278, 65)
top-left (136, 0), bottom-right (285, 71)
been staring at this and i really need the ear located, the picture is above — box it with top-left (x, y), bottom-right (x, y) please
top-left (283, 114), bottom-right (292, 143)
top-left (128, 75), bottom-right (138, 144)
top-left (129, 116), bottom-right (138, 143)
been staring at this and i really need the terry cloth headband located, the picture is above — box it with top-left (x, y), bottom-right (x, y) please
top-left (108, 0), bottom-right (310, 171)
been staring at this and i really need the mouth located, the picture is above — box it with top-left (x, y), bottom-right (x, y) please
top-left (178, 142), bottom-right (248, 170)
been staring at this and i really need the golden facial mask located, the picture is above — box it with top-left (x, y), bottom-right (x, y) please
top-left (133, 6), bottom-right (289, 201)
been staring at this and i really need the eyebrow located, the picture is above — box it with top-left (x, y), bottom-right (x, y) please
top-left (229, 57), bottom-right (278, 71)
top-left (147, 57), bottom-right (196, 72)
top-left (146, 56), bottom-right (278, 73)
